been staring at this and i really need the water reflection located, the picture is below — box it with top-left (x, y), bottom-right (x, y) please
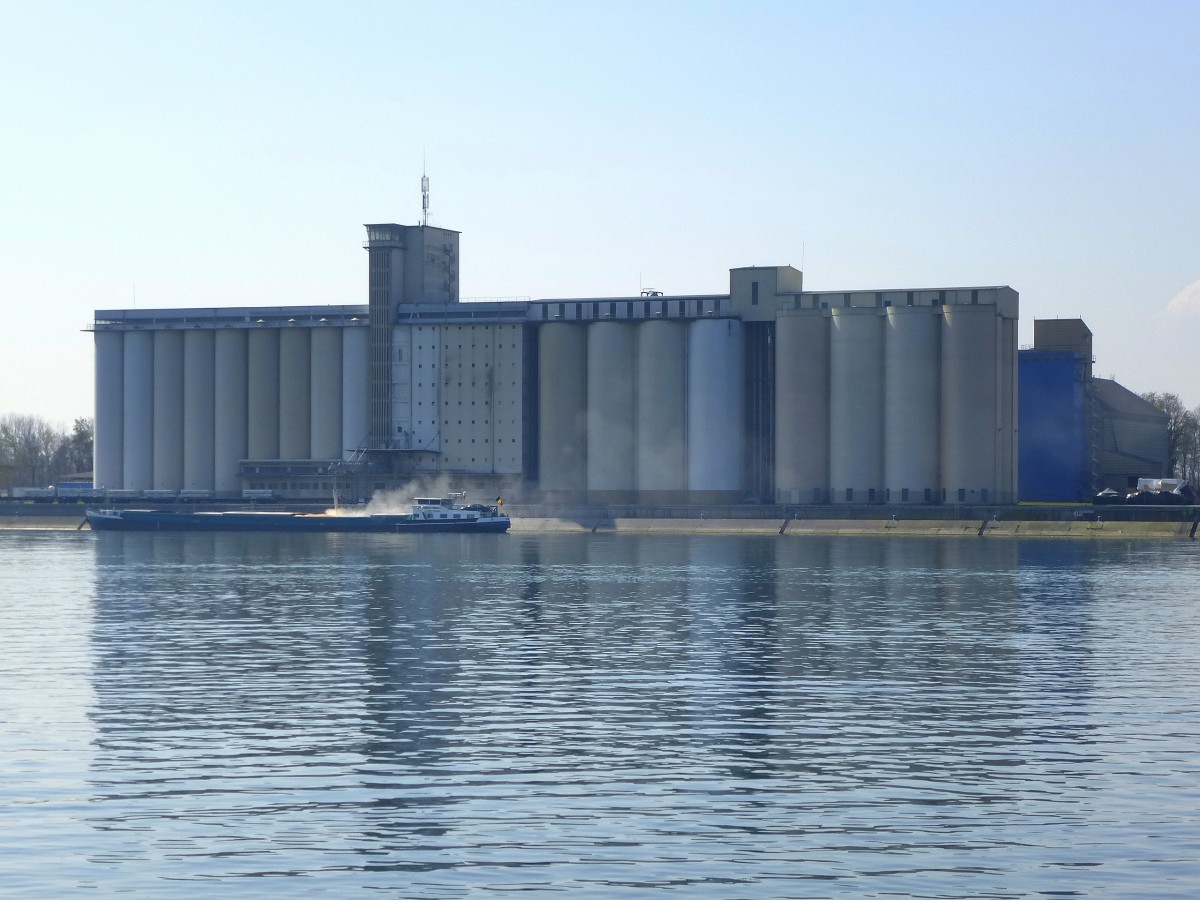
top-left (67, 533), bottom-right (1200, 895)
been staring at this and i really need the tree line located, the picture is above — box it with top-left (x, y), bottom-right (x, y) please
top-left (0, 415), bottom-right (94, 490)
top-left (1140, 393), bottom-right (1200, 486)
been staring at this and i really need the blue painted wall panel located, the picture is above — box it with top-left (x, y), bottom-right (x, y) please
top-left (1018, 351), bottom-right (1089, 502)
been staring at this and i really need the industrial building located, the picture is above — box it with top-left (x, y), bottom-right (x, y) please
top-left (91, 221), bottom-right (1021, 506)
top-left (1018, 319), bottom-right (1169, 501)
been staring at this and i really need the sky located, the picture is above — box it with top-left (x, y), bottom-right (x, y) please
top-left (1, 0), bottom-right (1197, 425)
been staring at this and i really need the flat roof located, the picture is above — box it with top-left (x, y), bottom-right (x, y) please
top-left (90, 305), bottom-right (368, 331)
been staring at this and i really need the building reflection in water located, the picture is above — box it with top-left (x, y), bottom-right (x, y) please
top-left (83, 531), bottom-right (1102, 880)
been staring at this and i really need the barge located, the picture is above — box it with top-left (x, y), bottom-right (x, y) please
top-left (85, 496), bottom-right (510, 533)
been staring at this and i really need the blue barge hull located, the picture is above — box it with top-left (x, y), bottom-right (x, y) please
top-left (86, 509), bottom-right (511, 533)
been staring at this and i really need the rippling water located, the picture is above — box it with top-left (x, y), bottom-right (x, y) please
top-left (2, 531), bottom-right (1199, 897)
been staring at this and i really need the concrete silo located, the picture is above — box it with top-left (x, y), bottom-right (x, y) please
top-left (883, 305), bottom-right (940, 503)
top-left (941, 304), bottom-right (998, 503)
top-left (94, 330), bottom-right (124, 489)
top-left (341, 325), bottom-right (370, 458)
top-left (247, 329), bottom-right (280, 459)
top-left (310, 327), bottom-right (343, 460)
top-left (774, 311), bottom-right (829, 504)
top-left (278, 328), bottom-right (312, 460)
top-left (636, 320), bottom-right (687, 498)
top-left (182, 329), bottom-right (215, 491)
top-left (152, 330), bottom-right (184, 491)
top-left (997, 313), bottom-right (1019, 503)
top-left (687, 318), bottom-right (744, 501)
top-left (213, 329), bottom-right (248, 494)
top-left (121, 330), bottom-right (154, 491)
top-left (537, 323), bottom-right (588, 497)
top-left (586, 322), bottom-right (636, 500)
top-left (829, 308), bottom-right (884, 503)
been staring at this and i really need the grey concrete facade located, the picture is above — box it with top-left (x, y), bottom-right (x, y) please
top-left (91, 225), bottom-right (1019, 505)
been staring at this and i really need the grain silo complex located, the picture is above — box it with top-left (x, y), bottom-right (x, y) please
top-left (91, 220), bottom-right (1019, 507)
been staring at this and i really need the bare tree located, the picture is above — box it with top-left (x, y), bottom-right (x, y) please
top-left (0, 414), bottom-right (56, 486)
top-left (0, 414), bottom-right (94, 489)
top-left (53, 417), bottom-right (94, 478)
top-left (1140, 393), bottom-right (1200, 484)
top-left (1182, 405), bottom-right (1200, 487)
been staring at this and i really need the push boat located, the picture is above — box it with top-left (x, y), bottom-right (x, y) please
top-left (85, 496), bottom-right (510, 533)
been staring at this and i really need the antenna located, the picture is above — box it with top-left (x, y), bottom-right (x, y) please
top-left (421, 169), bottom-right (430, 227)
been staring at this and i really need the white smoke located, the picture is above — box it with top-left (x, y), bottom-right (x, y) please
top-left (325, 474), bottom-right (466, 516)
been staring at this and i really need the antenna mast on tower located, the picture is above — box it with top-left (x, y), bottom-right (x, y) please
top-left (421, 170), bottom-right (430, 227)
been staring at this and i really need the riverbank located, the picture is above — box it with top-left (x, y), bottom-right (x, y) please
top-left (510, 517), bottom-right (1196, 539)
top-left (3, 513), bottom-right (1193, 539)
top-left (0, 515), bottom-right (88, 530)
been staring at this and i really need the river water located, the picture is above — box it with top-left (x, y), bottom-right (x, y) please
top-left (1, 531), bottom-right (1198, 897)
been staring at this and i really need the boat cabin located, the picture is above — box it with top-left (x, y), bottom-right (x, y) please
top-left (408, 495), bottom-right (504, 521)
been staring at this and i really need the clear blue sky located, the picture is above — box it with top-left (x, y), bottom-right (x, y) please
top-left (2, 0), bottom-right (1197, 424)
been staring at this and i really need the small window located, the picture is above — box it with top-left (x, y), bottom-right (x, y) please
top-left (751, 281), bottom-right (759, 305)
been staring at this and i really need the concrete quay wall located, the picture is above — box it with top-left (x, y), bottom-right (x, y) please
top-left (0, 500), bottom-right (1194, 539)
top-left (511, 517), bottom-right (1195, 539)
